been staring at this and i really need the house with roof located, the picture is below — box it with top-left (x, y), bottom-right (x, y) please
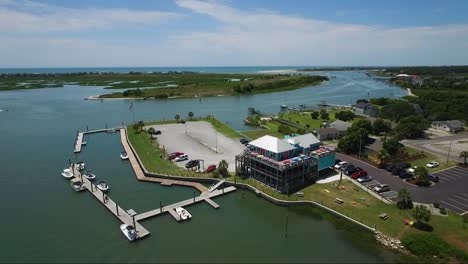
top-left (315, 127), bottom-right (339, 140)
top-left (353, 102), bottom-right (379, 117)
top-left (235, 133), bottom-right (335, 194)
top-left (329, 120), bottom-right (352, 136)
top-left (431, 120), bottom-right (465, 133)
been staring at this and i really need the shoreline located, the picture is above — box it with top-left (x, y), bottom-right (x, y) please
top-left (406, 88), bottom-right (417, 97)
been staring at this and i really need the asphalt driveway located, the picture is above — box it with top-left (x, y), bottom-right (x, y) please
top-left (336, 153), bottom-right (468, 215)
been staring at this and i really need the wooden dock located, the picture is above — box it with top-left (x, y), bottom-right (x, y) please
top-left (119, 128), bottom-right (208, 193)
top-left (71, 166), bottom-right (150, 239)
top-left (136, 186), bottom-right (236, 222)
top-left (74, 133), bottom-right (84, 153)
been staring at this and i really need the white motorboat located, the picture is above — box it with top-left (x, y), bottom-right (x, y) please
top-left (76, 161), bottom-right (85, 171)
top-left (61, 168), bottom-right (74, 179)
top-left (120, 224), bottom-right (138, 241)
top-left (81, 141), bottom-right (87, 146)
top-left (280, 104), bottom-right (288, 109)
top-left (83, 171), bottom-right (96, 181)
top-left (175, 207), bottom-right (192, 221)
top-left (97, 181), bottom-right (109, 192)
top-left (120, 151), bottom-right (129, 160)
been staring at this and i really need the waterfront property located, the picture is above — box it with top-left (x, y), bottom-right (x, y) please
top-left (431, 120), bottom-right (465, 133)
top-left (235, 133), bottom-right (336, 194)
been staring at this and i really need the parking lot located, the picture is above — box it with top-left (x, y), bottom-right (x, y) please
top-left (146, 121), bottom-right (245, 172)
top-left (431, 167), bottom-right (468, 214)
top-left (336, 153), bottom-right (468, 215)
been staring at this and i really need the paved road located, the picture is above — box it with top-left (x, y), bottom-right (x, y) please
top-left (401, 132), bottom-right (468, 162)
top-left (336, 153), bottom-right (468, 215)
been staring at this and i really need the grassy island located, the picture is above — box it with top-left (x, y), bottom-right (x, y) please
top-left (0, 72), bottom-right (328, 99)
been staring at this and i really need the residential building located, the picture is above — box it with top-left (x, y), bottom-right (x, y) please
top-left (315, 127), bottom-right (339, 140)
top-left (235, 133), bottom-right (335, 194)
top-left (431, 120), bottom-right (465, 133)
top-left (353, 102), bottom-right (379, 117)
top-left (329, 120), bottom-right (352, 136)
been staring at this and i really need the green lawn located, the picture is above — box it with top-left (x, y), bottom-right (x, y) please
top-left (404, 146), bottom-right (457, 173)
top-left (227, 176), bottom-right (468, 252)
top-left (277, 109), bottom-right (344, 129)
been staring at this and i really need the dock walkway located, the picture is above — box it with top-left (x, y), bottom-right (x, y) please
top-left (71, 166), bottom-right (150, 239)
top-left (74, 133), bottom-right (84, 153)
top-left (74, 127), bottom-right (122, 153)
top-left (119, 128), bottom-right (208, 193)
top-left (136, 186), bottom-right (236, 221)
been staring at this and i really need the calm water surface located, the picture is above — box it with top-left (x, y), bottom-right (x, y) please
top-left (0, 69), bottom-right (405, 262)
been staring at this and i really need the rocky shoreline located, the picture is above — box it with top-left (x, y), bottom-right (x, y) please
top-left (375, 231), bottom-right (406, 251)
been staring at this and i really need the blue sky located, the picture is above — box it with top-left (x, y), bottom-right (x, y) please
top-left (1, 0), bottom-right (467, 67)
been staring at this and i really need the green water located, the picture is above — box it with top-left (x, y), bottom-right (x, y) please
top-left (0, 70), bottom-right (405, 262)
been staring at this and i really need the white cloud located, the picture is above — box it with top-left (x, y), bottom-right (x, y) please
top-left (0, 1), bottom-right (182, 32)
top-left (172, 0), bottom-right (468, 66)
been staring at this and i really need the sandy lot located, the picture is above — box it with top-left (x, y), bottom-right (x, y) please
top-left (145, 121), bottom-right (245, 172)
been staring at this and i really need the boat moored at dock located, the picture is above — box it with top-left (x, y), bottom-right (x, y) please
top-left (77, 161), bottom-right (85, 171)
top-left (175, 207), bottom-right (192, 221)
top-left (120, 151), bottom-right (129, 160)
top-left (83, 171), bottom-right (96, 181)
top-left (120, 224), bottom-right (138, 241)
top-left (97, 181), bottom-right (109, 192)
top-left (61, 169), bottom-right (74, 179)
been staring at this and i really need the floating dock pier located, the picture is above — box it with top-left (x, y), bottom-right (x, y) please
top-left (73, 127), bottom-right (123, 154)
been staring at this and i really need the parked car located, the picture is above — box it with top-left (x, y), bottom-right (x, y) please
top-left (334, 159), bottom-right (342, 165)
top-left (154, 130), bottom-right (161, 135)
top-left (354, 167), bottom-right (363, 172)
top-left (373, 184), bottom-right (390, 193)
top-left (180, 120), bottom-right (186, 124)
top-left (384, 164), bottom-right (395, 172)
top-left (357, 175), bottom-right (373, 183)
top-left (344, 165), bottom-right (356, 175)
top-left (399, 171), bottom-right (412, 179)
top-left (334, 161), bottom-right (347, 169)
top-left (426, 161), bottom-right (439, 168)
top-left (392, 167), bottom-right (402, 176)
top-left (398, 162), bottom-right (411, 169)
top-left (240, 138), bottom-right (249, 144)
top-left (168, 152), bottom-right (184, 160)
top-left (206, 165), bottom-right (217, 173)
top-left (174, 154), bottom-right (188, 162)
top-left (185, 160), bottom-right (200, 169)
top-left (408, 166), bottom-right (418, 174)
top-left (426, 174), bottom-right (440, 182)
top-left (351, 170), bottom-right (367, 179)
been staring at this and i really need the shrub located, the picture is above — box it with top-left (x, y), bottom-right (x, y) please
top-left (439, 207), bottom-right (447, 215)
top-left (416, 179), bottom-right (431, 187)
top-left (401, 233), bottom-right (468, 262)
top-left (433, 202), bottom-right (440, 208)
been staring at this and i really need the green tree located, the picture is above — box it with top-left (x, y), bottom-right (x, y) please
top-left (175, 114), bottom-right (180, 123)
top-left (356, 98), bottom-right (369, 104)
top-left (377, 149), bottom-right (391, 164)
top-left (348, 119), bottom-right (373, 135)
top-left (373, 119), bottom-right (392, 134)
top-left (338, 133), bottom-right (360, 153)
top-left (278, 124), bottom-right (292, 135)
top-left (311, 112), bottom-right (319, 119)
top-left (383, 137), bottom-right (402, 156)
top-left (188, 111), bottom-right (194, 120)
top-left (395, 115), bottom-right (429, 139)
top-left (414, 166), bottom-right (431, 186)
top-left (137, 120), bottom-right (145, 133)
top-left (379, 101), bottom-right (414, 121)
top-left (336, 110), bottom-right (355, 121)
top-left (147, 127), bottom-right (155, 135)
top-left (397, 188), bottom-right (413, 209)
top-left (412, 205), bottom-right (431, 225)
top-left (217, 160), bottom-right (229, 177)
top-left (460, 151), bottom-right (468, 165)
top-left (320, 109), bottom-right (329, 120)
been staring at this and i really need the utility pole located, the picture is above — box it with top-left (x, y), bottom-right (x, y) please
top-left (446, 140), bottom-right (452, 164)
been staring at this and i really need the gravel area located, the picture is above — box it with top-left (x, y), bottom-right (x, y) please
top-left (146, 121), bottom-right (245, 172)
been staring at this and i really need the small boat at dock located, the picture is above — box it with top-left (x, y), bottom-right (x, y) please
top-left (175, 207), bottom-right (192, 221)
top-left (280, 104), bottom-right (288, 109)
top-left (61, 169), bottom-right (74, 179)
top-left (77, 161), bottom-right (85, 171)
top-left (97, 181), bottom-right (109, 192)
top-left (120, 224), bottom-right (138, 241)
top-left (120, 151), bottom-right (129, 160)
top-left (70, 179), bottom-right (86, 192)
top-left (83, 171), bottom-right (96, 181)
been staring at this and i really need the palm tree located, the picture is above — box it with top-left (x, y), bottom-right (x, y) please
top-left (175, 114), bottom-right (180, 123)
top-left (147, 127), bottom-right (155, 135)
top-left (412, 205), bottom-right (431, 224)
top-left (336, 170), bottom-right (343, 189)
top-left (397, 188), bottom-right (413, 209)
top-left (460, 151), bottom-right (468, 165)
top-left (137, 120), bottom-right (145, 133)
top-left (218, 160), bottom-right (229, 177)
top-left (377, 149), bottom-right (390, 164)
top-left (414, 167), bottom-right (428, 181)
top-left (188, 112), bottom-right (194, 120)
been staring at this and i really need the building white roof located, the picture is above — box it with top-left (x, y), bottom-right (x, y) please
top-left (284, 133), bottom-right (320, 148)
top-left (396, 74), bottom-right (409, 77)
top-left (249, 135), bottom-right (296, 154)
